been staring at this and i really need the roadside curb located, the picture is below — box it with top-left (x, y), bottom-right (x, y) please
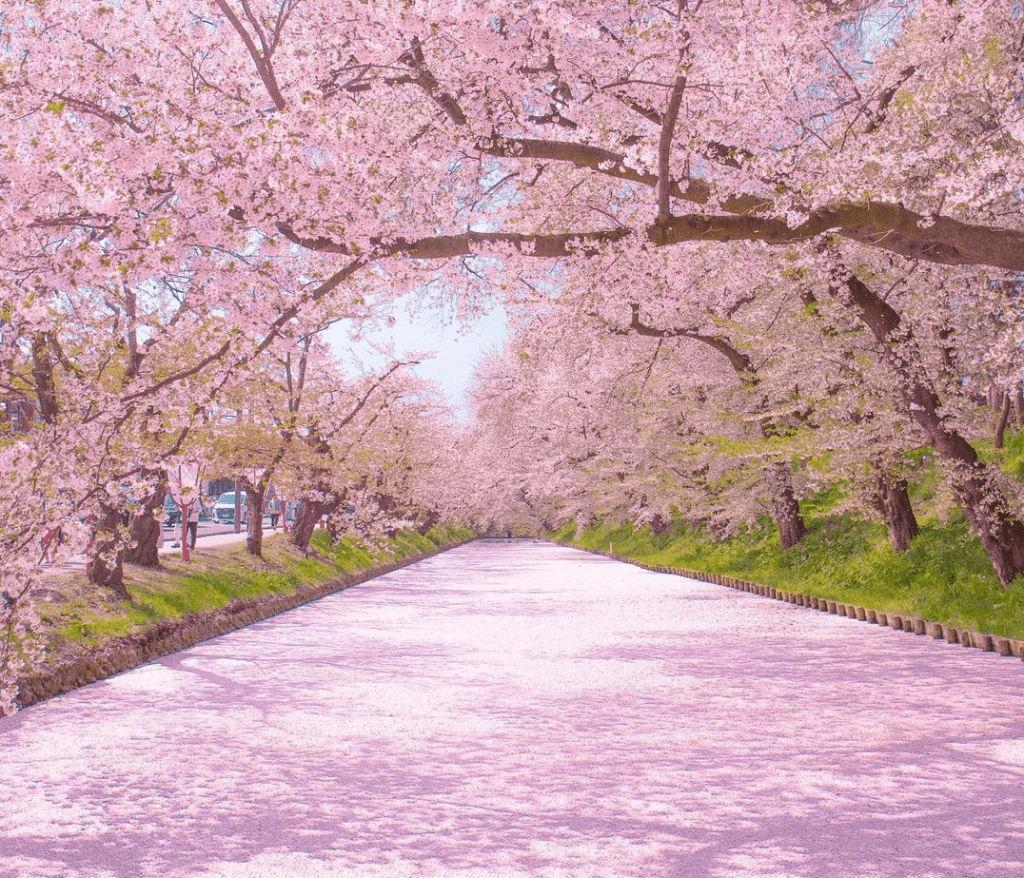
top-left (550, 540), bottom-right (1024, 662)
top-left (15, 536), bottom-right (476, 712)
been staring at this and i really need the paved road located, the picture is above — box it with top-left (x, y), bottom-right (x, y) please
top-left (2, 541), bottom-right (1022, 877)
top-left (158, 518), bottom-right (283, 552)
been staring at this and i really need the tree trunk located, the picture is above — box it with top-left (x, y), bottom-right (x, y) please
top-left (290, 499), bottom-right (331, 549)
top-left (648, 513), bottom-right (672, 535)
top-left (233, 478), bottom-right (243, 534)
top-left (87, 503), bottom-right (130, 601)
top-left (924, 420), bottom-right (1024, 585)
top-left (765, 463), bottom-right (808, 550)
top-left (871, 473), bottom-right (919, 553)
top-left (415, 509), bottom-right (440, 535)
top-left (987, 382), bottom-right (1002, 412)
top-left (994, 394), bottom-right (1012, 449)
top-left (245, 482), bottom-right (267, 557)
top-left (839, 273), bottom-right (1024, 584)
top-left (125, 481), bottom-right (166, 567)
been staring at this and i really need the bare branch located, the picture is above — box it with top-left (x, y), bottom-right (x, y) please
top-left (626, 303), bottom-right (754, 375)
top-left (213, 0), bottom-right (286, 110)
top-left (399, 36), bottom-right (468, 126)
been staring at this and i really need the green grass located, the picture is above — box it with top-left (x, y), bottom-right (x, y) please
top-left (43, 524), bottom-right (475, 650)
top-left (998, 430), bottom-right (1024, 482)
top-left (555, 514), bottom-right (1024, 639)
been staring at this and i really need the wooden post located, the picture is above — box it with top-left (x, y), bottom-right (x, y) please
top-left (181, 501), bottom-right (192, 562)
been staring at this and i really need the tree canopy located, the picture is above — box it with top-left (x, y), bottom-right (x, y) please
top-left (2, 0), bottom-right (1023, 671)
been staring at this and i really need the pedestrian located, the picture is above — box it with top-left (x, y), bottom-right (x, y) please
top-left (186, 507), bottom-right (198, 550)
top-left (39, 526), bottom-right (62, 566)
top-left (269, 496), bottom-right (280, 530)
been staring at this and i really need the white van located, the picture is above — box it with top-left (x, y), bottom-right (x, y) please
top-left (213, 491), bottom-right (248, 524)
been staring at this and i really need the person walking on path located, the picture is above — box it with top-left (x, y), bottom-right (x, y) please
top-left (38, 526), bottom-right (62, 566)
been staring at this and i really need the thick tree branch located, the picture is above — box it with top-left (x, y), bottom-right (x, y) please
top-left (30, 334), bottom-right (60, 423)
top-left (625, 303), bottom-right (754, 374)
top-left (60, 96), bottom-right (143, 133)
top-left (473, 137), bottom-right (1024, 269)
top-left (120, 339), bottom-right (232, 404)
top-left (213, 0), bottom-right (286, 110)
top-left (475, 136), bottom-right (746, 210)
top-left (864, 65), bottom-right (917, 134)
top-left (281, 202), bottom-right (1024, 273)
top-left (399, 36), bottom-right (468, 126)
top-left (657, 75), bottom-right (686, 223)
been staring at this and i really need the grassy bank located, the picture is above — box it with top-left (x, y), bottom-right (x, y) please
top-left (552, 516), bottom-right (1024, 640)
top-left (29, 524), bottom-right (475, 658)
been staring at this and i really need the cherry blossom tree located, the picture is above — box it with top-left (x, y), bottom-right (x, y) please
top-left (466, 309), bottom-right (751, 536)
top-left (815, 244), bottom-right (1024, 582)
top-left (1, 269), bottom-right (234, 596)
top-left (324, 384), bottom-right (458, 542)
top-left (4, 1), bottom-right (1022, 308)
top-left (272, 358), bottom-right (453, 550)
top-left (200, 330), bottom-right (326, 558)
top-left (472, 229), bottom-right (1023, 575)
top-left (3, 0), bottom-right (1023, 591)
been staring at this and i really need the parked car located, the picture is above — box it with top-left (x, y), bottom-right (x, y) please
top-left (213, 491), bottom-right (248, 524)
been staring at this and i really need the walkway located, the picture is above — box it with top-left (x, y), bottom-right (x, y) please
top-left (2, 541), bottom-right (1022, 877)
top-left (38, 522), bottom-right (266, 575)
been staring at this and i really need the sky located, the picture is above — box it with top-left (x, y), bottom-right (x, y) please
top-left (323, 297), bottom-right (508, 419)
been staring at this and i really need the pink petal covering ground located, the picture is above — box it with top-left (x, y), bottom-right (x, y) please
top-left (1, 541), bottom-right (1022, 878)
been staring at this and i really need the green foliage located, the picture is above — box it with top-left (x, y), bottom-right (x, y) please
top-left (312, 530), bottom-right (376, 569)
top-left (552, 522), bottom-right (578, 543)
top-left (795, 481), bottom-right (848, 518)
top-left (560, 514), bottom-right (1024, 639)
top-left (51, 525), bottom-right (475, 649)
top-left (998, 430), bottom-right (1024, 482)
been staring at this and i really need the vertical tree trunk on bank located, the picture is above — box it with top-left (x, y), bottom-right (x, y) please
top-left (921, 418), bottom-right (1024, 584)
top-left (840, 273), bottom-right (1024, 584)
top-left (415, 509), bottom-right (440, 535)
top-left (245, 482), bottom-right (267, 557)
top-left (289, 499), bottom-right (333, 550)
top-left (994, 395), bottom-right (1012, 449)
top-left (125, 481), bottom-right (166, 567)
top-left (233, 478), bottom-right (243, 534)
top-left (871, 473), bottom-right (919, 553)
top-left (87, 503), bottom-right (130, 601)
top-left (765, 463), bottom-right (808, 550)
top-left (771, 486), bottom-right (809, 550)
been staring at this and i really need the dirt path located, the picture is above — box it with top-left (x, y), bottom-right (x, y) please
top-left (1, 541), bottom-right (1022, 877)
